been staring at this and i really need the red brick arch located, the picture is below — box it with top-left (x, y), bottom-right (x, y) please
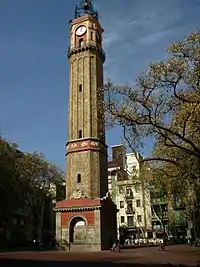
top-left (68, 214), bottom-right (88, 227)
top-left (61, 210), bottom-right (95, 228)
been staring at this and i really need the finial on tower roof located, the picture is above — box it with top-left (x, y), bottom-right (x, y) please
top-left (75, 0), bottom-right (98, 20)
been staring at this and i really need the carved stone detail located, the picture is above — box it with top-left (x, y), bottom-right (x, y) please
top-left (70, 189), bottom-right (87, 199)
top-left (71, 143), bottom-right (77, 148)
top-left (81, 141), bottom-right (88, 147)
top-left (66, 139), bottom-right (107, 156)
top-left (91, 141), bottom-right (98, 147)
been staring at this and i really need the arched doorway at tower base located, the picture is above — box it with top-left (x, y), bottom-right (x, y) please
top-left (69, 216), bottom-right (87, 244)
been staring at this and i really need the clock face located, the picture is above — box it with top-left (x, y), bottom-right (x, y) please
top-left (76, 25), bottom-right (87, 36)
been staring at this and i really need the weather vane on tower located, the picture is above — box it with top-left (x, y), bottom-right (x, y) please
top-left (74, 0), bottom-right (98, 20)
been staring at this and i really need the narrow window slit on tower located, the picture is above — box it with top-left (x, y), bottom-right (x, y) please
top-left (79, 38), bottom-right (84, 47)
top-left (79, 84), bottom-right (82, 92)
top-left (91, 31), bottom-right (93, 40)
top-left (78, 130), bottom-right (82, 138)
top-left (77, 174), bottom-right (81, 183)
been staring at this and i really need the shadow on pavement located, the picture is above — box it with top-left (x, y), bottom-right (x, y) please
top-left (0, 259), bottom-right (198, 267)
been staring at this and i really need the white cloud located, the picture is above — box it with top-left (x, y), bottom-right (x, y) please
top-left (96, 0), bottom-right (200, 83)
top-left (138, 30), bottom-right (169, 45)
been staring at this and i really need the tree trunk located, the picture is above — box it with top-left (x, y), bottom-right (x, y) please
top-left (37, 200), bottom-right (44, 241)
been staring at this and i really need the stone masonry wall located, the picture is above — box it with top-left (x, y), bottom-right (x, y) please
top-left (66, 150), bottom-right (107, 199)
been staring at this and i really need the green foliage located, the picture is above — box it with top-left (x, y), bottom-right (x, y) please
top-left (105, 31), bottom-right (200, 176)
top-left (0, 137), bottom-right (64, 236)
top-left (0, 139), bottom-right (21, 222)
top-left (105, 31), bottom-right (200, 161)
top-left (104, 31), bottom-right (200, 230)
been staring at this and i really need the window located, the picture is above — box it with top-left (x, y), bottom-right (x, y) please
top-left (91, 31), bottom-right (93, 40)
top-left (77, 174), bottom-right (81, 183)
top-left (126, 187), bottom-right (133, 198)
top-left (120, 201), bottom-right (124, 208)
top-left (79, 38), bottom-right (84, 47)
top-left (78, 130), bottom-right (82, 138)
top-left (127, 200), bottom-right (133, 212)
top-left (127, 216), bottom-right (134, 226)
top-left (132, 165), bottom-right (137, 172)
top-left (136, 199), bottom-right (141, 207)
top-left (137, 215), bottom-right (142, 222)
top-left (121, 216), bottom-right (125, 223)
top-left (79, 84), bottom-right (82, 92)
top-left (135, 184), bottom-right (140, 193)
top-left (164, 205), bottom-right (168, 212)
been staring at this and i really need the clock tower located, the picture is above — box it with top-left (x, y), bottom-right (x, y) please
top-left (54, 0), bottom-right (117, 251)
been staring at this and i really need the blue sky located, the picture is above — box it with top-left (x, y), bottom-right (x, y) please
top-left (0, 0), bottom-right (199, 170)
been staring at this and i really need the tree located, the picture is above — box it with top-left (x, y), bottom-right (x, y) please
top-left (16, 152), bottom-right (64, 240)
top-left (150, 144), bottom-right (200, 238)
top-left (104, 31), bottom-right (200, 237)
top-left (0, 138), bottom-right (23, 238)
top-left (104, 31), bottom-right (200, 172)
top-left (137, 163), bottom-right (171, 238)
top-left (0, 137), bottom-right (64, 244)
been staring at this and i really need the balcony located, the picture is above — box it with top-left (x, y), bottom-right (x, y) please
top-left (151, 211), bottom-right (168, 221)
top-left (126, 207), bottom-right (135, 214)
top-left (68, 42), bottom-right (106, 63)
top-left (151, 198), bottom-right (168, 205)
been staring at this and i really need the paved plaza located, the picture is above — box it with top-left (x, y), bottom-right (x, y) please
top-left (0, 245), bottom-right (200, 267)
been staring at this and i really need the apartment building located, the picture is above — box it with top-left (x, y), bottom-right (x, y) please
top-left (108, 145), bottom-right (152, 239)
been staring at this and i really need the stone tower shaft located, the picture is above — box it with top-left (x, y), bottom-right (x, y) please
top-left (66, 13), bottom-right (108, 200)
top-left (55, 2), bottom-right (117, 251)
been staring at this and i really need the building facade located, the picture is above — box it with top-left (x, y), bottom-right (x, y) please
top-left (108, 145), bottom-right (152, 239)
top-left (150, 185), bottom-right (169, 233)
top-left (107, 144), bottom-right (189, 242)
top-left (150, 185), bottom-right (187, 239)
top-left (54, 0), bottom-right (117, 251)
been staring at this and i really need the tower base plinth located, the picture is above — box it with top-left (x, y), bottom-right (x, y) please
top-left (54, 198), bottom-right (117, 251)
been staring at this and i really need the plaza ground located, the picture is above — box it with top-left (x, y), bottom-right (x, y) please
top-left (0, 244), bottom-right (200, 267)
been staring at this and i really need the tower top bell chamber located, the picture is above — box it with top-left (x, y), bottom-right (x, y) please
top-left (75, 0), bottom-right (98, 20)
